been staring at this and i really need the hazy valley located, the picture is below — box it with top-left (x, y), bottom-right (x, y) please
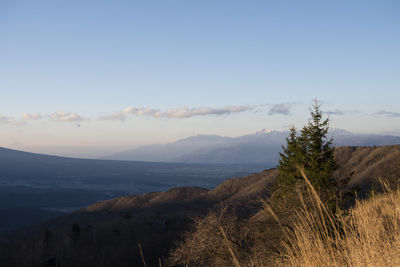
top-left (0, 147), bottom-right (264, 234)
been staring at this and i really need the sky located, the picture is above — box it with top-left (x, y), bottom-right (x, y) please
top-left (0, 0), bottom-right (399, 148)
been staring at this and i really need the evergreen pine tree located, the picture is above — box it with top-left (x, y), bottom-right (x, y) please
top-left (300, 101), bottom-right (337, 192)
top-left (277, 101), bottom-right (337, 201)
top-left (277, 126), bottom-right (303, 188)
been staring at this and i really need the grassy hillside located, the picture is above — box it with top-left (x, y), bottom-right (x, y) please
top-left (274, 181), bottom-right (400, 266)
top-left (335, 145), bottom-right (400, 189)
top-left (1, 145), bottom-right (399, 266)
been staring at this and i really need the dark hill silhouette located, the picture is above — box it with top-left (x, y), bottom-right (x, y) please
top-left (1, 145), bottom-right (399, 266)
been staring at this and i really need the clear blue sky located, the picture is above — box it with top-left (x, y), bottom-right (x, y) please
top-left (0, 0), bottom-right (399, 147)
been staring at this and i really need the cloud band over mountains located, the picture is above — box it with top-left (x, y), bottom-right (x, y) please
top-left (102, 106), bottom-right (253, 121)
top-left (2, 105), bottom-right (399, 126)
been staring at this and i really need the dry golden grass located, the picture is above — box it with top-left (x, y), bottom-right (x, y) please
top-left (170, 170), bottom-right (400, 267)
top-left (274, 173), bottom-right (400, 267)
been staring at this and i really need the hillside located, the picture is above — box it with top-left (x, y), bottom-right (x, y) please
top-left (335, 144), bottom-right (400, 189)
top-left (1, 170), bottom-right (277, 267)
top-left (274, 180), bottom-right (400, 266)
top-left (1, 145), bottom-right (400, 266)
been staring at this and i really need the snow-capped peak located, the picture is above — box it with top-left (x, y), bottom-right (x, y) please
top-left (256, 128), bottom-right (274, 135)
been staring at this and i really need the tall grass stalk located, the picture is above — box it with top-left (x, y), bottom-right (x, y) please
top-left (138, 243), bottom-right (148, 267)
top-left (276, 174), bottom-right (400, 266)
top-left (219, 226), bottom-right (241, 267)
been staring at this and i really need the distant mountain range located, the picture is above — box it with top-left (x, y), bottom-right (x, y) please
top-left (104, 129), bottom-right (400, 165)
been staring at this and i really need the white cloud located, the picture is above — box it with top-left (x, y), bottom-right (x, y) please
top-left (323, 109), bottom-right (346, 115)
top-left (268, 104), bottom-right (291, 115)
top-left (21, 113), bottom-right (43, 121)
top-left (102, 105), bottom-right (253, 121)
top-left (0, 111), bottom-right (85, 125)
top-left (374, 110), bottom-right (400, 117)
top-left (50, 110), bottom-right (84, 122)
top-left (162, 106), bottom-right (251, 118)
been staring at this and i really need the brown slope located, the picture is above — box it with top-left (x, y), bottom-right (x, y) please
top-left (64, 168), bottom-right (277, 223)
top-left (335, 145), bottom-right (400, 189)
top-left (83, 187), bottom-right (209, 213)
top-left (170, 145), bottom-right (400, 266)
top-left (2, 145), bottom-right (400, 267)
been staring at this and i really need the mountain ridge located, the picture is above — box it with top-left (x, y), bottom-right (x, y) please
top-left (104, 130), bottom-right (400, 164)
